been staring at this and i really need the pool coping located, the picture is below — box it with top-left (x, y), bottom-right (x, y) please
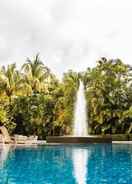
top-left (112, 141), bottom-right (132, 144)
top-left (1, 140), bottom-right (132, 147)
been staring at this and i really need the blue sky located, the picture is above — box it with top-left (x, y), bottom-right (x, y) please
top-left (0, 0), bottom-right (132, 78)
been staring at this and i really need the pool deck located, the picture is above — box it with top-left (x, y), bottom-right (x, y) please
top-left (112, 141), bottom-right (132, 144)
top-left (0, 141), bottom-right (132, 148)
top-left (7, 141), bottom-right (132, 146)
top-left (1, 139), bottom-right (132, 146)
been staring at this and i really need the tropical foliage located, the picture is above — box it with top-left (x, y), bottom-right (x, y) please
top-left (0, 55), bottom-right (132, 138)
top-left (84, 58), bottom-right (132, 134)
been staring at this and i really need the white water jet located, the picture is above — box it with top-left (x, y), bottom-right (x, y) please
top-left (72, 148), bottom-right (89, 184)
top-left (73, 81), bottom-right (88, 136)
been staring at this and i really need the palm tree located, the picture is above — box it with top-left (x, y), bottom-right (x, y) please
top-left (0, 64), bottom-right (24, 103)
top-left (63, 70), bottom-right (79, 92)
top-left (22, 54), bottom-right (50, 94)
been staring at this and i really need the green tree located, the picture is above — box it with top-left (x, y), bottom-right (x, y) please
top-left (84, 58), bottom-right (132, 134)
top-left (22, 54), bottom-right (50, 94)
top-left (0, 64), bottom-right (24, 102)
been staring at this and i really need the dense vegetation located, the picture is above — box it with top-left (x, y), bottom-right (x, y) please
top-left (0, 55), bottom-right (132, 138)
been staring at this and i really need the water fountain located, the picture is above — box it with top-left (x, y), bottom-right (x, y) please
top-left (46, 80), bottom-right (112, 143)
top-left (73, 81), bottom-right (88, 136)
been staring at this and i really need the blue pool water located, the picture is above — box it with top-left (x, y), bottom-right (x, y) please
top-left (0, 144), bottom-right (132, 184)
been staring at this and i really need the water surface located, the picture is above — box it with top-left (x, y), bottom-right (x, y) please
top-left (0, 144), bottom-right (132, 184)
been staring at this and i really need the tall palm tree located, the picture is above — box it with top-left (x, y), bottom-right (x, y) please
top-left (22, 54), bottom-right (50, 93)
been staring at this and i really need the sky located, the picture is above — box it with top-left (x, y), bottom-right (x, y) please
top-left (0, 0), bottom-right (132, 78)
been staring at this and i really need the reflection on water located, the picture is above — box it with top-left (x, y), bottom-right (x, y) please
top-left (0, 144), bottom-right (131, 184)
top-left (72, 148), bottom-right (89, 184)
top-left (0, 144), bottom-right (11, 168)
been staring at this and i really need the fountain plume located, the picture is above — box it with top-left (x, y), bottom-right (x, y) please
top-left (73, 81), bottom-right (88, 136)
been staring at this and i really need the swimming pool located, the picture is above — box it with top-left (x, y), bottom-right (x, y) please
top-left (0, 144), bottom-right (131, 184)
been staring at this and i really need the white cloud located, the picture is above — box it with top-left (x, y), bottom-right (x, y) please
top-left (0, 0), bottom-right (132, 78)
